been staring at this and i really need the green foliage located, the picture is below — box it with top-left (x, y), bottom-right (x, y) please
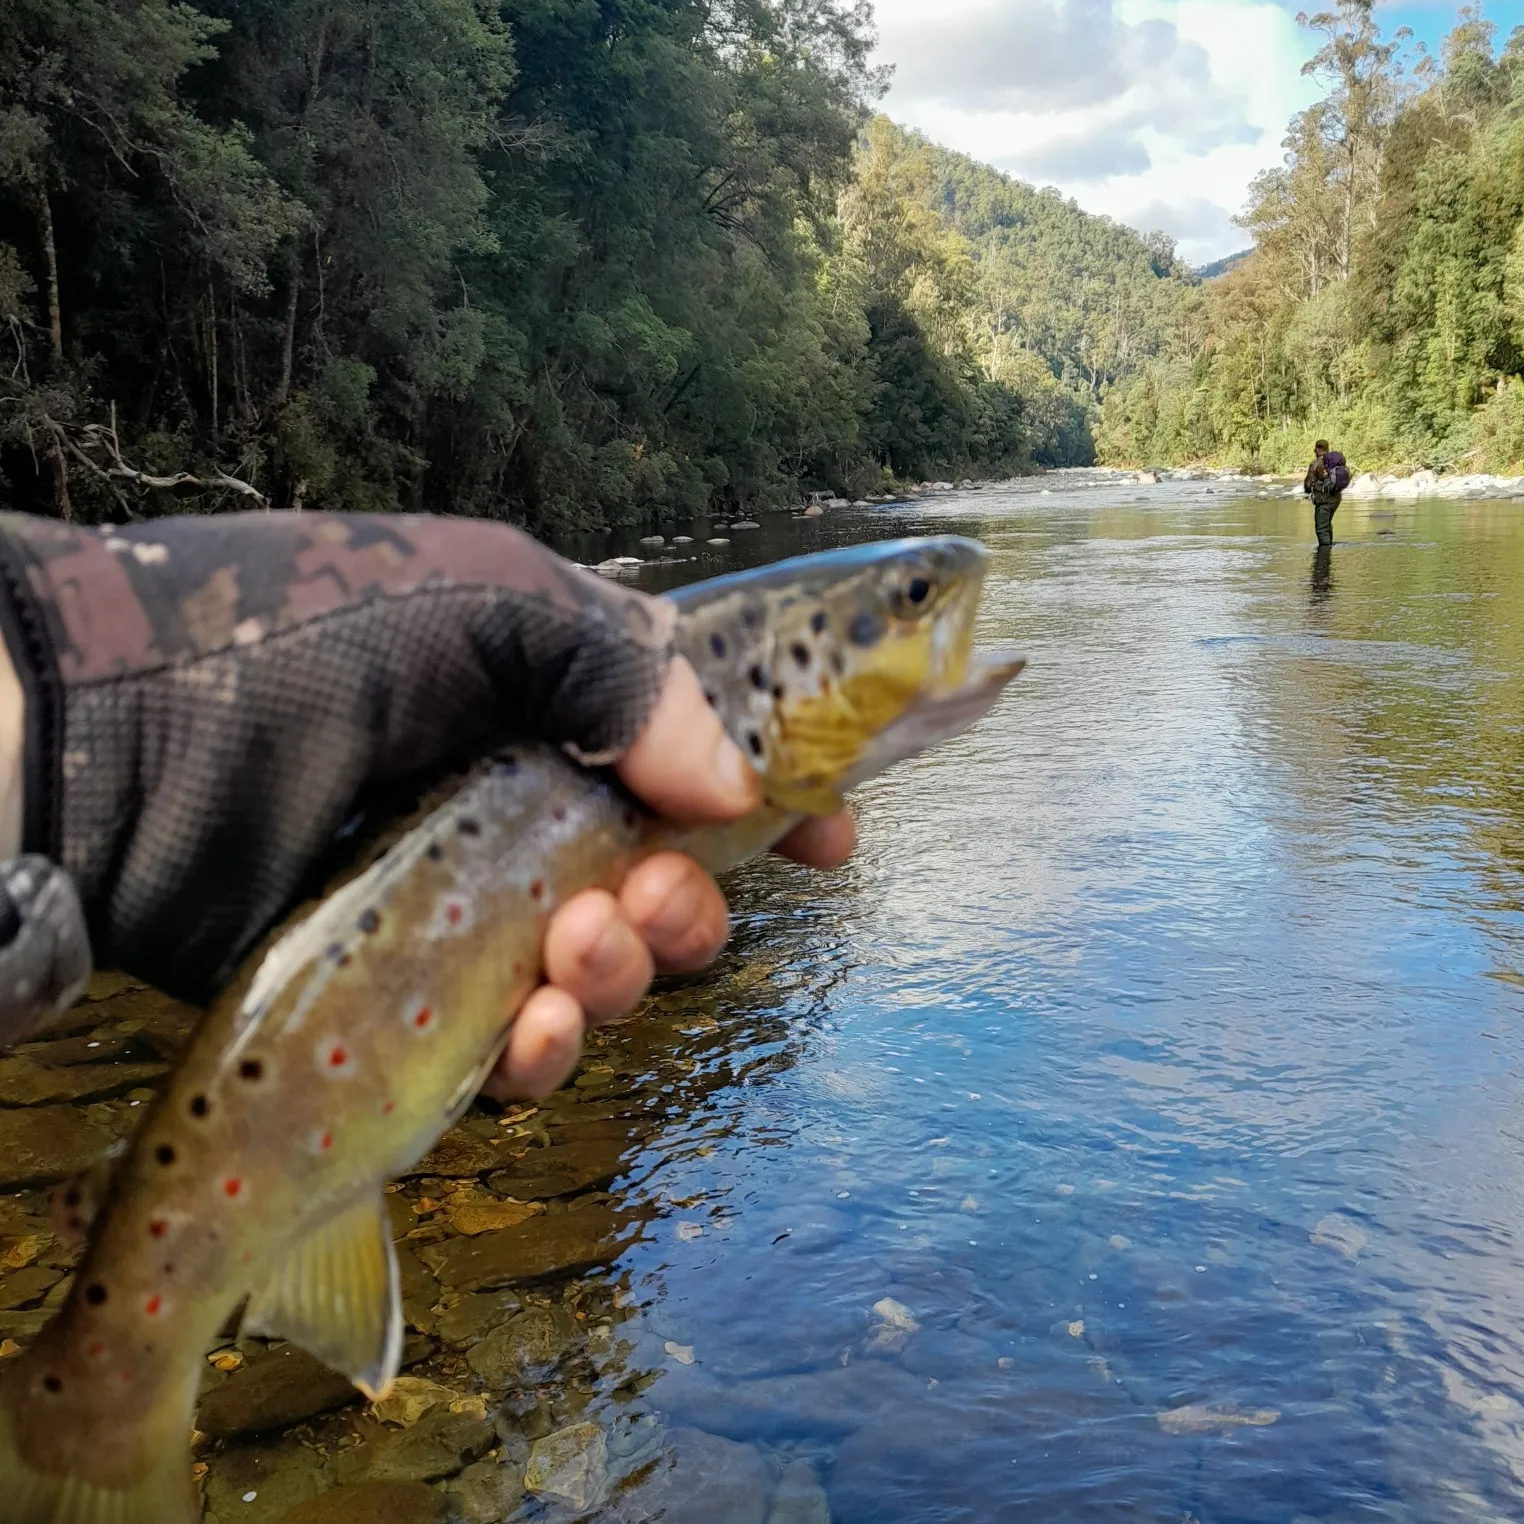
top-left (0, 0), bottom-right (1185, 526)
top-left (1117, 5), bottom-right (1524, 477)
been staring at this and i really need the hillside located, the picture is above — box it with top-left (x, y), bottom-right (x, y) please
top-left (1196, 249), bottom-right (1253, 281)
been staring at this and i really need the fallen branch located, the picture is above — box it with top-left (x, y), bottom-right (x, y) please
top-left (65, 403), bottom-right (268, 508)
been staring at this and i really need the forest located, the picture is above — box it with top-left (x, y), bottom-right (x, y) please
top-left (1099, 2), bottom-right (1524, 475)
top-left (0, 0), bottom-right (1191, 531)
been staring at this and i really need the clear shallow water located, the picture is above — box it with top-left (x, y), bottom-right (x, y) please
top-left (603, 476), bottom-right (1524, 1522)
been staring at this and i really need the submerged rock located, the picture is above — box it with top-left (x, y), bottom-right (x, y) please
top-left (765, 1458), bottom-right (830, 1524)
top-left (334, 1404), bottom-right (495, 1485)
top-left (612, 1426), bottom-right (772, 1524)
top-left (0, 1106), bottom-right (113, 1189)
top-left (197, 1343), bottom-right (358, 1437)
top-left (201, 1437), bottom-right (330, 1524)
top-left (445, 1456), bottom-right (527, 1522)
top-left (418, 1201), bottom-right (632, 1291)
top-left (465, 1304), bottom-right (579, 1387)
top-left (276, 1480), bottom-right (449, 1524)
top-left (436, 1286), bottom-right (524, 1348)
top-left (1157, 1402), bottom-right (1279, 1435)
top-left (525, 1420), bottom-right (609, 1512)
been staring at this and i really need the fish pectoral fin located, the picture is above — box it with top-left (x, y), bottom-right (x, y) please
top-left (243, 1192), bottom-right (403, 1401)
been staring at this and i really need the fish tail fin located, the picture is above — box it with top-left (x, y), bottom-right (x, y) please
top-left (0, 1358), bottom-right (199, 1524)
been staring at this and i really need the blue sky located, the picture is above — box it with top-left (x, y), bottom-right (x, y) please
top-left (869, 0), bottom-right (1524, 265)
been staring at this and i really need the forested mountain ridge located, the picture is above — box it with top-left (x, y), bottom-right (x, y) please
top-left (1098, 2), bottom-right (1524, 476)
top-left (0, 0), bottom-right (1188, 530)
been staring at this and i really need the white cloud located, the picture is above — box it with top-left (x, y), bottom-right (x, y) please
top-left (871, 0), bottom-right (1322, 264)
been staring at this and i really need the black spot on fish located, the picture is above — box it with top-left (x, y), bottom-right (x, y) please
top-left (773, 683), bottom-right (785, 700)
top-left (743, 606), bottom-right (762, 629)
top-left (623, 808), bottom-right (637, 829)
top-left (85, 1283), bottom-right (106, 1306)
top-left (358, 909), bottom-right (380, 935)
top-left (747, 731), bottom-right (764, 757)
top-left (710, 633), bottom-right (727, 658)
top-left (43, 1375), bottom-right (61, 1393)
top-left (458, 818), bottom-right (481, 837)
top-left (704, 689), bottom-right (718, 708)
top-left (155, 1144), bottom-right (175, 1167)
top-left (810, 611), bottom-right (827, 634)
top-left (791, 642), bottom-right (810, 668)
top-left (239, 1059), bottom-right (264, 1082)
top-left (907, 576), bottom-right (930, 605)
top-left (63, 1187), bottom-right (80, 1209)
top-left (849, 611), bottom-right (884, 647)
top-left (189, 1094), bottom-right (210, 1118)
top-left (427, 842), bottom-right (444, 862)
top-left (749, 664), bottom-right (767, 690)
top-left (327, 942), bottom-right (346, 963)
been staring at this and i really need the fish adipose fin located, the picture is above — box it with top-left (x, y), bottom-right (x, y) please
top-left (0, 1363), bottom-right (200, 1524)
top-left (243, 1192), bottom-right (403, 1400)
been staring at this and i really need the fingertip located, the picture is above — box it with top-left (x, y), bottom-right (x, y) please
top-left (619, 851), bottom-right (730, 972)
top-left (776, 811), bottom-right (856, 869)
top-left (487, 986), bottom-right (586, 1100)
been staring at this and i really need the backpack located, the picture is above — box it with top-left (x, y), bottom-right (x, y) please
top-left (1322, 450), bottom-right (1350, 492)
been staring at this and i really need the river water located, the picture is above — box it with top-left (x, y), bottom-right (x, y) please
top-left (600, 474), bottom-right (1524, 1523)
top-left (5, 473), bottom-right (1524, 1523)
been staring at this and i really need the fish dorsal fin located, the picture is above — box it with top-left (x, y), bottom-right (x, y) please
top-left (242, 1193), bottom-right (403, 1400)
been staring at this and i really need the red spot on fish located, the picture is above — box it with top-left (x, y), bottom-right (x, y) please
top-left (552, 805), bottom-right (567, 822)
top-left (320, 1132), bottom-right (333, 1151)
top-left (144, 1296), bottom-right (161, 1317)
top-left (446, 902), bottom-right (464, 925)
top-left (149, 1219), bottom-right (167, 1238)
top-left (413, 1005), bottom-right (432, 1029)
top-left (512, 962), bottom-right (522, 976)
top-left (530, 880), bottom-right (544, 900)
top-left (88, 1343), bottom-right (102, 1358)
top-left (328, 1045), bottom-right (348, 1068)
top-left (381, 1100), bottom-right (395, 1116)
top-left (224, 1177), bottom-right (242, 1198)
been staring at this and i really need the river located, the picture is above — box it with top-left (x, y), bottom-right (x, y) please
top-left (4, 472), bottom-right (1524, 1522)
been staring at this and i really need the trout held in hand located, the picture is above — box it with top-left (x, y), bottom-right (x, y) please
top-left (0, 536), bottom-right (1023, 1523)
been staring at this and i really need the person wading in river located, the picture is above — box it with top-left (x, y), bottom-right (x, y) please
top-left (1304, 440), bottom-right (1350, 547)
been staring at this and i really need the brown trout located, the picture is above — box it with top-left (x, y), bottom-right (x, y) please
top-left (0, 535), bottom-right (1022, 1523)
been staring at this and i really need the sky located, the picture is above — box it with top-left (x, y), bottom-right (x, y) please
top-left (868, 0), bottom-right (1524, 267)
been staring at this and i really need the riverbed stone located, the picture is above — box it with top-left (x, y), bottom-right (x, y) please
top-left (408, 1127), bottom-right (506, 1178)
top-left (488, 1138), bottom-right (626, 1200)
top-left (197, 1343), bottom-right (359, 1436)
top-left (445, 1456), bottom-right (526, 1521)
top-left (418, 1201), bottom-right (631, 1291)
top-left (524, 1420), bottom-right (608, 1512)
top-left (436, 1287), bottom-right (523, 1348)
top-left (612, 1426), bottom-right (772, 1524)
top-left (765, 1458), bottom-right (830, 1524)
top-left (275, 1481), bottom-right (449, 1524)
top-left (0, 1106), bottom-right (113, 1189)
top-left (0, 1055), bottom-right (167, 1106)
top-left (334, 1405), bottom-right (496, 1485)
top-left (0, 1264), bottom-right (63, 1310)
top-left (466, 1303), bottom-right (579, 1386)
top-left (202, 1437), bottom-right (331, 1524)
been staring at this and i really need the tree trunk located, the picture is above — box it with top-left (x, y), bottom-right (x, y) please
top-left (276, 270), bottom-right (299, 406)
top-left (37, 188), bottom-right (62, 364)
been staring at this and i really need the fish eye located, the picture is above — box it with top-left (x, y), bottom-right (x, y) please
top-left (906, 577), bottom-right (931, 605)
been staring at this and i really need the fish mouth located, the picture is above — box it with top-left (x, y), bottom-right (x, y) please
top-left (839, 647), bottom-right (1026, 789)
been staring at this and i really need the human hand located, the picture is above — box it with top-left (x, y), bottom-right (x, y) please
top-left (487, 654), bottom-right (856, 1098)
top-left (0, 510), bottom-right (854, 1064)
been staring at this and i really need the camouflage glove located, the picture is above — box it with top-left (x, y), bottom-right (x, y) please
top-left (0, 511), bottom-right (673, 1035)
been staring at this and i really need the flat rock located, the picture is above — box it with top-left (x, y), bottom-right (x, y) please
top-left (0, 1106), bottom-right (114, 1189)
top-left (0, 1264), bottom-right (63, 1311)
top-left (898, 1328), bottom-right (999, 1381)
top-left (276, 1481), bottom-right (448, 1524)
top-left (418, 1202), bottom-right (631, 1291)
top-left (525, 1421), bottom-right (608, 1512)
top-left (466, 1304), bottom-right (579, 1387)
top-left (202, 1437), bottom-right (330, 1524)
top-left (445, 1456), bottom-right (526, 1522)
top-left (612, 1426), bottom-right (772, 1524)
top-left (488, 1138), bottom-right (626, 1200)
top-left (766, 1458), bottom-right (830, 1524)
top-left (0, 1055), bottom-right (167, 1106)
top-left (334, 1405), bottom-right (495, 1485)
top-left (407, 1127), bottom-right (505, 1178)
top-left (197, 1343), bottom-right (358, 1437)
top-left (436, 1287), bottom-right (523, 1348)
